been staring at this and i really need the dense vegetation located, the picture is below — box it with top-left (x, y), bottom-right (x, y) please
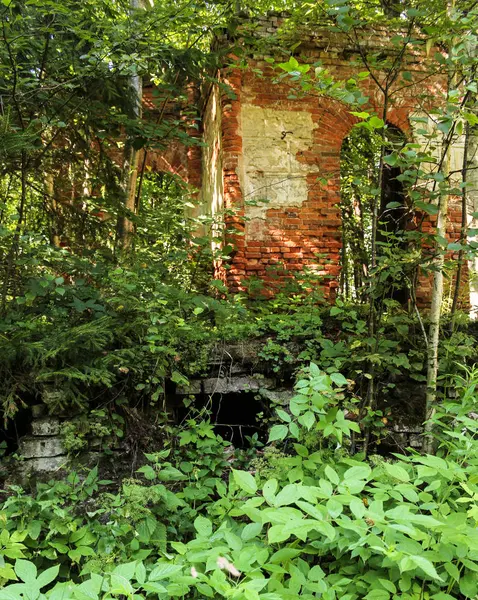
top-left (0, 0), bottom-right (478, 597)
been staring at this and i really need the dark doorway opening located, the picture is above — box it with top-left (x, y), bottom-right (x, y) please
top-left (0, 405), bottom-right (31, 457)
top-left (175, 391), bottom-right (267, 447)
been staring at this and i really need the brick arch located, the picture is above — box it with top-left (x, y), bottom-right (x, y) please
top-left (143, 143), bottom-right (192, 185)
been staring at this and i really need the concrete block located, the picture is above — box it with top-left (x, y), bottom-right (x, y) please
top-left (259, 389), bottom-right (295, 406)
top-left (21, 456), bottom-right (67, 473)
top-left (203, 376), bottom-right (274, 394)
top-left (176, 380), bottom-right (202, 395)
top-left (409, 434), bottom-right (423, 448)
top-left (31, 418), bottom-right (60, 437)
top-left (19, 436), bottom-right (65, 459)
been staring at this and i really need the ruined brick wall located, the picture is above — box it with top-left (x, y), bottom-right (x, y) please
top-left (142, 85), bottom-right (202, 188)
top-left (207, 16), bottom-right (466, 304)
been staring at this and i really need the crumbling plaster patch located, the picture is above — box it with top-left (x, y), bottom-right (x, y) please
top-left (239, 103), bottom-right (319, 240)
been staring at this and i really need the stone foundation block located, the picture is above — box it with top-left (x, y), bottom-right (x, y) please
top-left (20, 436), bottom-right (65, 459)
top-left (31, 418), bottom-right (60, 437)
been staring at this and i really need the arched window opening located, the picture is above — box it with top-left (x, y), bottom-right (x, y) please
top-left (339, 124), bottom-right (408, 301)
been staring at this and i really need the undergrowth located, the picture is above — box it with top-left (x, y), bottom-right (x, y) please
top-left (1, 364), bottom-right (478, 599)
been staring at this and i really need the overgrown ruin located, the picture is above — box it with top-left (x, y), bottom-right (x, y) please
top-left (146, 13), bottom-right (478, 308)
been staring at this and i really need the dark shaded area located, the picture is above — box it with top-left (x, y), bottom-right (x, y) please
top-left (0, 405), bottom-right (31, 456)
top-left (175, 391), bottom-right (266, 447)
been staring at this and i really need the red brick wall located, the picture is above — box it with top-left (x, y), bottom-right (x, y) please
top-left (144, 22), bottom-right (465, 308)
top-left (212, 21), bottom-right (464, 305)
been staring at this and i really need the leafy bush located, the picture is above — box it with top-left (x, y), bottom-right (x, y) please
top-left (1, 365), bottom-right (478, 599)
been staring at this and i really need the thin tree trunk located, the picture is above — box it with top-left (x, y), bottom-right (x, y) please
top-left (424, 147), bottom-right (450, 453)
top-left (45, 172), bottom-right (61, 247)
top-left (449, 121), bottom-right (469, 328)
top-left (117, 0), bottom-right (142, 250)
top-left (469, 124), bottom-right (478, 319)
top-left (1, 151), bottom-right (27, 313)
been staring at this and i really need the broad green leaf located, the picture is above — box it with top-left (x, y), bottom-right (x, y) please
top-left (36, 565), bottom-right (60, 589)
top-left (194, 515), bottom-right (212, 538)
top-left (276, 409), bottom-right (291, 423)
top-left (326, 497), bottom-right (343, 518)
top-left (14, 560), bottom-right (37, 583)
top-left (324, 465), bottom-right (340, 485)
top-left (410, 556), bottom-right (443, 581)
top-left (274, 484), bottom-right (301, 507)
top-left (263, 479), bottom-right (278, 504)
top-left (308, 565), bottom-right (325, 581)
top-left (330, 372), bottom-right (348, 387)
top-left (268, 525), bottom-right (291, 544)
top-left (149, 563), bottom-right (183, 581)
top-left (384, 462), bottom-right (410, 482)
top-left (268, 425), bottom-right (288, 442)
top-left (242, 523), bottom-right (262, 541)
top-left (415, 201), bottom-right (439, 216)
top-left (369, 116), bottom-right (384, 129)
top-left (233, 469), bottom-right (257, 495)
top-left (460, 572), bottom-right (478, 598)
top-left (349, 497), bottom-right (366, 519)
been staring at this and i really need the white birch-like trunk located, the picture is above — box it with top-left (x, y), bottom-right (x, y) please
top-left (424, 148), bottom-right (450, 453)
top-left (468, 127), bottom-right (478, 318)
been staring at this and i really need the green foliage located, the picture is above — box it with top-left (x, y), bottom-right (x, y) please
top-left (0, 0), bottom-right (478, 596)
top-left (268, 362), bottom-right (360, 446)
top-left (2, 364), bottom-right (478, 599)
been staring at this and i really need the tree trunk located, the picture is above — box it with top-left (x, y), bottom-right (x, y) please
top-left (424, 147), bottom-right (450, 453)
top-left (117, 0), bottom-right (142, 250)
top-left (469, 124), bottom-right (478, 318)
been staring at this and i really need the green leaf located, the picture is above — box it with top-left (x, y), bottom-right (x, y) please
top-left (444, 563), bottom-right (460, 582)
top-left (76, 574), bottom-right (103, 600)
top-left (365, 591), bottom-right (389, 600)
top-left (242, 523), bottom-right (262, 541)
top-left (137, 465), bottom-right (156, 480)
top-left (36, 565), bottom-right (59, 589)
top-left (300, 410), bottom-right (315, 430)
top-left (460, 572), bottom-right (478, 598)
top-left (233, 469), bottom-right (257, 495)
top-left (27, 521), bottom-right (42, 541)
top-left (289, 422), bottom-right (300, 439)
top-left (410, 556), bottom-right (442, 580)
top-left (415, 201), bottom-right (439, 216)
top-left (268, 525), bottom-right (291, 544)
top-left (349, 497), bottom-right (366, 519)
top-left (447, 242), bottom-right (463, 251)
top-left (149, 563), bottom-right (183, 581)
top-left (274, 484), bottom-right (301, 507)
top-left (308, 565), bottom-right (325, 581)
top-left (136, 561), bottom-right (146, 585)
top-left (324, 465), bottom-right (340, 485)
top-left (263, 479), bottom-right (278, 504)
top-left (369, 116), bottom-right (384, 129)
top-left (384, 462), bottom-right (410, 482)
top-left (276, 409), bottom-right (291, 423)
top-left (383, 154), bottom-right (398, 166)
top-left (14, 560), bottom-right (37, 583)
top-left (194, 515), bottom-right (212, 538)
top-left (330, 372), bottom-right (348, 387)
top-left (268, 425), bottom-right (288, 442)
top-left (326, 497), bottom-right (343, 518)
